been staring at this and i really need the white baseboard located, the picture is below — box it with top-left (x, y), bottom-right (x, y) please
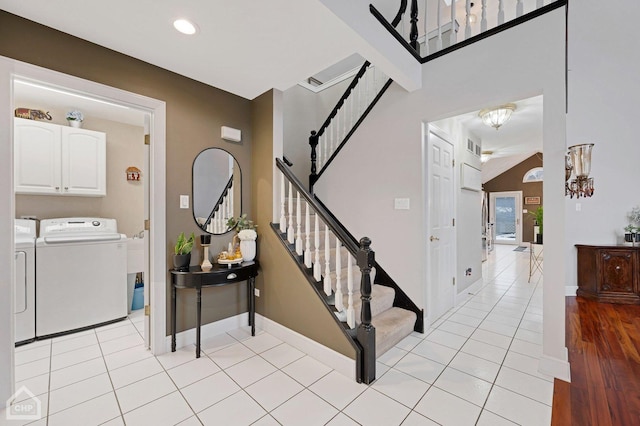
top-left (165, 313), bottom-right (248, 352)
top-left (456, 278), bottom-right (484, 306)
top-left (256, 314), bottom-right (356, 381)
top-left (539, 347), bottom-right (571, 382)
top-left (565, 286), bottom-right (578, 297)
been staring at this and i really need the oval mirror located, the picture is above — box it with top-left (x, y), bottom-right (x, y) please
top-left (192, 148), bottom-right (241, 234)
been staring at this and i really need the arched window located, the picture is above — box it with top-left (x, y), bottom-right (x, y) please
top-left (523, 167), bottom-right (543, 183)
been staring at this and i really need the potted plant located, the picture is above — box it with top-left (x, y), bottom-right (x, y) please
top-left (65, 110), bottom-right (84, 128)
top-left (624, 206), bottom-right (640, 245)
top-left (530, 206), bottom-right (543, 244)
top-left (173, 231), bottom-right (195, 270)
top-left (227, 214), bottom-right (258, 261)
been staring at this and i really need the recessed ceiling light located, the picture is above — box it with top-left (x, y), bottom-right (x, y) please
top-left (173, 19), bottom-right (198, 35)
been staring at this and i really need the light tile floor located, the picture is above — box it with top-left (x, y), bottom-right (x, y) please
top-left (2, 245), bottom-right (552, 425)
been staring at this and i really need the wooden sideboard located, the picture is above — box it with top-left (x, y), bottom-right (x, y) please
top-left (576, 245), bottom-right (640, 304)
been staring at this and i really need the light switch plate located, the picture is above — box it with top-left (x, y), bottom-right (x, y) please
top-left (394, 198), bottom-right (410, 210)
top-left (180, 195), bottom-right (189, 209)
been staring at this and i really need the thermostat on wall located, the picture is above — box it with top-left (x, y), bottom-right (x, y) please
top-left (221, 126), bottom-right (241, 143)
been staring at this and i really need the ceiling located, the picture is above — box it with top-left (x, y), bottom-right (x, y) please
top-left (2, 0), bottom-right (543, 170)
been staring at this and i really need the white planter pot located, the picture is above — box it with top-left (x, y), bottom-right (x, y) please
top-left (68, 120), bottom-right (82, 128)
top-left (240, 239), bottom-right (256, 262)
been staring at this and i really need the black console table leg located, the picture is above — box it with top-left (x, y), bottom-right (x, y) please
top-left (196, 287), bottom-right (202, 358)
top-left (171, 284), bottom-right (177, 352)
top-left (249, 277), bottom-right (255, 336)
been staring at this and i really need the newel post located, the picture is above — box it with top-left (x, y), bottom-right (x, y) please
top-left (309, 130), bottom-right (318, 189)
top-left (357, 237), bottom-right (376, 384)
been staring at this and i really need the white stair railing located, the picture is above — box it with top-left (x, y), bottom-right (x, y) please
top-left (279, 169), bottom-right (359, 329)
top-left (206, 190), bottom-right (233, 234)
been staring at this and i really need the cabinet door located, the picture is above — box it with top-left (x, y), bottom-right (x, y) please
top-left (61, 127), bottom-right (106, 196)
top-left (598, 250), bottom-right (636, 295)
top-left (14, 118), bottom-right (62, 194)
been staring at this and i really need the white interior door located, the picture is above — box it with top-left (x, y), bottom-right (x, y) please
top-left (426, 125), bottom-right (456, 322)
top-left (489, 191), bottom-right (523, 245)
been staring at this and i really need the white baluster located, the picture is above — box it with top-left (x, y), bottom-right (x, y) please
top-left (279, 173), bottom-right (286, 233)
top-left (304, 201), bottom-right (312, 268)
top-left (287, 181), bottom-right (294, 244)
top-left (498, 0), bottom-right (504, 25)
top-left (341, 101), bottom-right (346, 143)
top-left (481, 0), bottom-right (487, 32)
top-left (537, 0), bottom-right (544, 8)
top-left (436, 0), bottom-right (443, 51)
top-left (516, 0), bottom-right (523, 17)
top-left (347, 255), bottom-right (355, 328)
top-left (323, 132), bottom-right (328, 170)
top-left (450, 0), bottom-right (457, 47)
top-left (295, 191), bottom-right (303, 255)
top-left (227, 189), bottom-right (233, 225)
top-left (465, 0), bottom-right (471, 39)
top-left (324, 224), bottom-right (332, 296)
top-left (335, 238), bottom-right (344, 312)
top-left (313, 214), bottom-right (321, 281)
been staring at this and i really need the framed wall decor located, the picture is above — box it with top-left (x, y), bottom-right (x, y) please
top-left (525, 196), bottom-right (541, 205)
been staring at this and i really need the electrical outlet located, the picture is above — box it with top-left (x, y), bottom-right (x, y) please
top-left (254, 288), bottom-right (260, 297)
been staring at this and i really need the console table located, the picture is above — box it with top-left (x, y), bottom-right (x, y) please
top-left (170, 261), bottom-right (259, 358)
top-left (575, 245), bottom-right (640, 304)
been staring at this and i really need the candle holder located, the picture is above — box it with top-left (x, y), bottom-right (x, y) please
top-left (200, 234), bottom-right (212, 271)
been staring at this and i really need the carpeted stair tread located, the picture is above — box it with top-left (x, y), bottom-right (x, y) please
top-left (372, 307), bottom-right (417, 357)
top-left (342, 284), bottom-right (395, 321)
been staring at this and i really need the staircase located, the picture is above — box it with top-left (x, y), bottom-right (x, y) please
top-left (273, 159), bottom-right (422, 384)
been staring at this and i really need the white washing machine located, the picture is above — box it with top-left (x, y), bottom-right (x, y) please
top-left (14, 219), bottom-right (36, 344)
top-left (36, 217), bottom-right (127, 337)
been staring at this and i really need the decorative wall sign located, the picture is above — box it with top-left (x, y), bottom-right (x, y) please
top-left (126, 166), bottom-right (141, 181)
top-left (525, 196), bottom-right (541, 205)
top-left (15, 108), bottom-right (52, 121)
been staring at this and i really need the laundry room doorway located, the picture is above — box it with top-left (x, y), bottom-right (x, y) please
top-left (0, 57), bottom-right (167, 399)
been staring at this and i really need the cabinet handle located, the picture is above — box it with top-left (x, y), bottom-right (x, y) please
top-left (64, 187), bottom-right (69, 191)
top-left (615, 266), bottom-right (621, 271)
top-left (226, 273), bottom-right (237, 280)
top-left (55, 186), bottom-right (60, 190)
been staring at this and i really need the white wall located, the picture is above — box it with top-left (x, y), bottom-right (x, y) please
top-left (565, 0), bottom-right (640, 288)
top-left (314, 8), bottom-right (568, 378)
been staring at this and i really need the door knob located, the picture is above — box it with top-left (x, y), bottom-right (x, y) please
top-left (430, 236), bottom-right (440, 242)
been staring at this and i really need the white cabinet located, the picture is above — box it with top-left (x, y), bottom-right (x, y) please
top-left (14, 118), bottom-right (106, 196)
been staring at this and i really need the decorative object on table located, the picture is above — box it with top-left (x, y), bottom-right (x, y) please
top-left (238, 229), bottom-right (257, 261)
top-left (217, 241), bottom-right (243, 268)
top-left (624, 206), bottom-right (640, 246)
top-left (226, 214), bottom-right (258, 262)
top-left (200, 234), bottom-right (212, 271)
top-left (565, 143), bottom-right (595, 198)
top-left (126, 166), bottom-right (142, 181)
top-left (173, 231), bottom-right (195, 270)
top-left (530, 206), bottom-right (543, 244)
top-left (14, 108), bottom-right (52, 121)
top-left (65, 110), bottom-right (84, 128)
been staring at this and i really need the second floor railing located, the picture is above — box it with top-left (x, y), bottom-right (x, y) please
top-left (371, 0), bottom-right (563, 62)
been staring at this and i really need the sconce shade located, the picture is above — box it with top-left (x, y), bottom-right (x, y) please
top-left (568, 143), bottom-right (593, 178)
top-left (479, 103), bottom-right (516, 130)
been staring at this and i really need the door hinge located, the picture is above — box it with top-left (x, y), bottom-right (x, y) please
top-left (144, 134), bottom-right (150, 145)
top-left (452, 159), bottom-right (455, 167)
top-left (452, 218), bottom-right (455, 226)
top-left (144, 219), bottom-right (150, 231)
top-left (144, 305), bottom-right (150, 316)
top-left (452, 277), bottom-right (456, 286)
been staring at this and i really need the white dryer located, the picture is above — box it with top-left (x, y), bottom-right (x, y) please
top-left (14, 219), bottom-right (36, 344)
top-left (36, 217), bottom-right (127, 337)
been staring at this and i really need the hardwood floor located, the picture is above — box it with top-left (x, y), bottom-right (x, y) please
top-left (552, 296), bottom-right (640, 425)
